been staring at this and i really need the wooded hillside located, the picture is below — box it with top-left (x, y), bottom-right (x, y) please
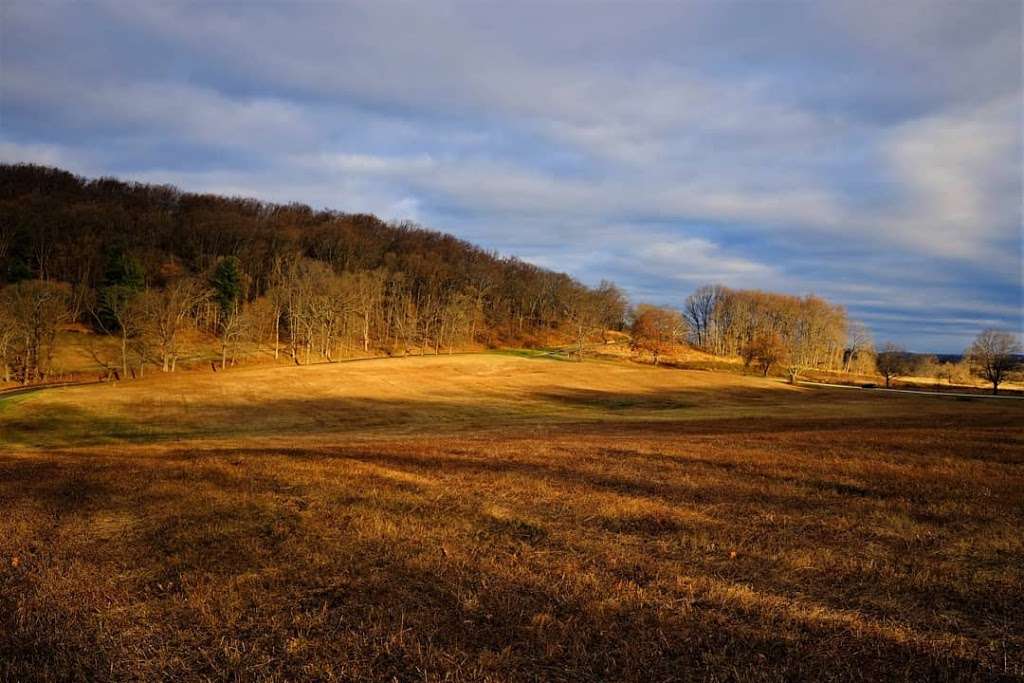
top-left (0, 164), bottom-right (625, 381)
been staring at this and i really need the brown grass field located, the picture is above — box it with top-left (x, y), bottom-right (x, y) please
top-left (1, 353), bottom-right (1022, 681)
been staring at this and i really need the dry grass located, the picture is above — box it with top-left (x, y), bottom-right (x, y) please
top-left (896, 373), bottom-right (1024, 393)
top-left (1, 354), bottom-right (1022, 681)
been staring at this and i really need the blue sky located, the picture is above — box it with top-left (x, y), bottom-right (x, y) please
top-left (1, 1), bottom-right (1020, 352)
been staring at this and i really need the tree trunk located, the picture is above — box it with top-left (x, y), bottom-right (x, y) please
top-left (121, 332), bottom-right (128, 379)
top-left (274, 313), bottom-right (280, 360)
top-left (221, 343), bottom-right (227, 370)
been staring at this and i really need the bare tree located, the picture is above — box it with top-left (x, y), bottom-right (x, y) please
top-left (0, 298), bottom-right (16, 383)
top-left (779, 296), bottom-right (846, 384)
top-left (965, 329), bottom-right (1022, 395)
top-left (347, 268), bottom-right (386, 354)
top-left (875, 342), bottom-right (917, 388)
top-left (243, 297), bottom-right (277, 355)
top-left (563, 285), bottom-right (605, 360)
top-left (141, 278), bottom-right (210, 372)
top-left (264, 253), bottom-right (302, 360)
top-left (682, 284), bottom-right (723, 350)
top-left (681, 286), bottom-right (848, 375)
top-left (843, 320), bottom-right (874, 373)
top-left (218, 304), bottom-right (248, 368)
top-left (0, 280), bottom-right (71, 383)
top-left (285, 259), bottom-right (335, 364)
top-left (464, 273), bottom-right (494, 345)
top-left (90, 285), bottom-right (146, 378)
top-left (595, 280), bottom-right (628, 342)
top-left (441, 290), bottom-right (476, 353)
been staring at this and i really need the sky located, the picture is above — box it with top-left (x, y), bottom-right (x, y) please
top-left (1, 1), bottom-right (1021, 352)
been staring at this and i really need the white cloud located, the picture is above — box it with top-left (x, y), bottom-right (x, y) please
top-left (0, 140), bottom-right (88, 169)
top-left (636, 237), bottom-right (778, 283)
top-left (877, 96), bottom-right (1021, 263)
top-left (293, 152), bottom-right (437, 176)
top-left (2, 67), bottom-right (316, 149)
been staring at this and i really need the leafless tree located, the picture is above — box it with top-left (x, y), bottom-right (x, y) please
top-left (89, 285), bottom-right (146, 378)
top-left (778, 296), bottom-right (846, 384)
top-left (682, 285), bottom-right (848, 375)
top-left (682, 284), bottom-right (723, 350)
top-left (965, 329), bottom-right (1022, 395)
top-left (563, 285), bottom-right (606, 360)
top-left (141, 278), bottom-right (210, 372)
top-left (0, 280), bottom-right (71, 383)
top-left (875, 342), bottom-right (917, 388)
top-left (0, 301), bottom-right (16, 383)
top-left (284, 259), bottom-right (335, 364)
top-left (244, 297), bottom-right (278, 355)
top-left (217, 304), bottom-right (246, 369)
top-left (347, 268), bottom-right (386, 354)
top-left (595, 280), bottom-right (628, 342)
top-left (843, 320), bottom-right (874, 373)
top-left (441, 291), bottom-right (476, 353)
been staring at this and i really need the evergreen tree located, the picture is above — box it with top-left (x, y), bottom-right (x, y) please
top-left (97, 244), bottom-right (144, 332)
top-left (211, 256), bottom-right (246, 369)
top-left (211, 256), bottom-right (243, 318)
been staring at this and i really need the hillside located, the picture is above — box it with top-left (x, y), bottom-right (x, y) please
top-left (0, 163), bottom-right (626, 373)
top-left (2, 354), bottom-right (1022, 680)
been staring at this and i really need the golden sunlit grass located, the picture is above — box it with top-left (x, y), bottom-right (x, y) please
top-left (1, 354), bottom-right (1022, 680)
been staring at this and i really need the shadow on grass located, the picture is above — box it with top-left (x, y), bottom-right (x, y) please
top-left (3, 381), bottom-right (1021, 451)
top-left (1, 403), bottom-right (153, 447)
top-left (1, 446), bottom-right (1012, 681)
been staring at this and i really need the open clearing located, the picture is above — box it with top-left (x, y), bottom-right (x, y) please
top-left (1, 354), bottom-right (1022, 681)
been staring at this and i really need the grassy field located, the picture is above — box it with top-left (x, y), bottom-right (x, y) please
top-left (1, 354), bottom-right (1022, 681)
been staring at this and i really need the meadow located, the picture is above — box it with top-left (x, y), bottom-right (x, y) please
top-left (1, 354), bottom-right (1021, 681)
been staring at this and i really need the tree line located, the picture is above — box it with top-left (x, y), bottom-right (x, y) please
top-left (875, 333), bottom-right (1022, 395)
top-left (680, 284), bottom-right (852, 381)
top-left (627, 285), bottom-right (853, 381)
top-left (628, 285), bottom-right (1021, 392)
top-left (0, 164), bottom-right (627, 382)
